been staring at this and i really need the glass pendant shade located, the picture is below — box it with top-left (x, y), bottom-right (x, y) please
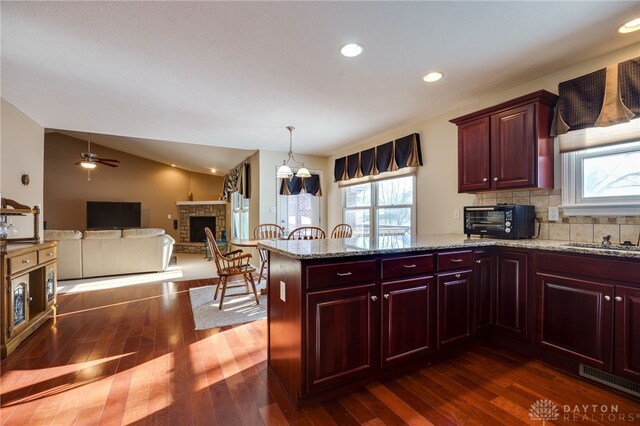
top-left (295, 167), bottom-right (311, 178)
top-left (276, 164), bottom-right (293, 178)
top-left (80, 161), bottom-right (97, 169)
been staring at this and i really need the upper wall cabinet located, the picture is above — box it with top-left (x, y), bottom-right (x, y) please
top-left (450, 90), bottom-right (558, 193)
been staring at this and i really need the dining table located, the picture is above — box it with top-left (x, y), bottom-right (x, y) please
top-left (228, 238), bottom-right (268, 295)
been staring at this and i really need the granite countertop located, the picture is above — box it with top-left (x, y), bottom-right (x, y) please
top-left (257, 234), bottom-right (640, 260)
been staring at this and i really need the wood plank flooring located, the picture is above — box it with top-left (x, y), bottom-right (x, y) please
top-left (1, 278), bottom-right (638, 425)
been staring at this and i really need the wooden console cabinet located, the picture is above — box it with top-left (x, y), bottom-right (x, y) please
top-left (1, 241), bottom-right (57, 358)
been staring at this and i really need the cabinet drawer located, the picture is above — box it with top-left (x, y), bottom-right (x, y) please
top-left (437, 250), bottom-right (473, 272)
top-left (306, 260), bottom-right (376, 290)
top-left (9, 252), bottom-right (38, 275)
top-left (38, 246), bottom-right (57, 263)
top-left (381, 254), bottom-right (434, 280)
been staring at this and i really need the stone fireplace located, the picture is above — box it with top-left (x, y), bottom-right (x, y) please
top-left (174, 201), bottom-right (226, 254)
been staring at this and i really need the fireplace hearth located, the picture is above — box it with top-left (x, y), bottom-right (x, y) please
top-left (174, 201), bottom-right (227, 254)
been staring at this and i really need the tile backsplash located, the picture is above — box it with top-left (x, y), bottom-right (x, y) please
top-left (473, 188), bottom-right (640, 244)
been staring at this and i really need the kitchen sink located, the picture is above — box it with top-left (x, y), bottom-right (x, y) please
top-left (566, 242), bottom-right (640, 252)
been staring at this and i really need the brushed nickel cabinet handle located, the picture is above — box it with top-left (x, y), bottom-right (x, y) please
top-left (604, 295), bottom-right (611, 301)
top-left (383, 294), bottom-right (390, 299)
top-left (47, 253), bottom-right (53, 256)
top-left (371, 295), bottom-right (378, 302)
top-left (22, 259), bottom-right (30, 264)
top-left (450, 259), bottom-right (463, 263)
top-left (615, 296), bottom-right (622, 302)
top-left (403, 264), bottom-right (417, 268)
top-left (483, 178), bottom-right (488, 182)
top-left (476, 260), bottom-right (482, 264)
top-left (336, 272), bottom-right (352, 277)
top-left (455, 273), bottom-right (461, 279)
top-left (493, 177), bottom-right (499, 182)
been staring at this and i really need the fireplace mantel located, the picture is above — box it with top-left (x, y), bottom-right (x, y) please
top-left (176, 200), bottom-right (226, 206)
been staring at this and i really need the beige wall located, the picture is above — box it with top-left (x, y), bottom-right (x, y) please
top-left (44, 132), bottom-right (223, 240)
top-left (326, 43), bottom-right (640, 235)
top-left (1, 99), bottom-right (45, 240)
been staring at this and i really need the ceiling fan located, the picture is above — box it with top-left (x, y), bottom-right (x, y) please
top-left (75, 135), bottom-right (120, 169)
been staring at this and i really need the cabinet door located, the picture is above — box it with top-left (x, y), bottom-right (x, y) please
top-left (45, 264), bottom-right (57, 310)
top-left (9, 274), bottom-right (30, 338)
top-left (536, 273), bottom-right (614, 370)
top-left (490, 104), bottom-right (536, 189)
top-left (495, 251), bottom-right (527, 336)
top-left (382, 276), bottom-right (435, 366)
top-left (615, 285), bottom-right (640, 381)
top-left (306, 283), bottom-right (378, 391)
top-left (438, 270), bottom-right (473, 348)
top-left (474, 251), bottom-right (493, 330)
top-left (457, 117), bottom-right (491, 192)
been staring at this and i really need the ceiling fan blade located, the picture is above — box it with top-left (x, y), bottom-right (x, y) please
top-left (96, 158), bottom-right (120, 163)
top-left (96, 160), bottom-right (118, 167)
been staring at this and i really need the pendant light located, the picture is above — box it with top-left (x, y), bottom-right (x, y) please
top-left (277, 126), bottom-right (311, 178)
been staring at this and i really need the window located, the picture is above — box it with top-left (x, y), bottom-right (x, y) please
top-left (562, 140), bottom-right (640, 216)
top-left (231, 192), bottom-right (249, 239)
top-left (343, 175), bottom-right (415, 247)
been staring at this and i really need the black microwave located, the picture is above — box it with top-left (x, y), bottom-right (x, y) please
top-left (464, 205), bottom-right (536, 239)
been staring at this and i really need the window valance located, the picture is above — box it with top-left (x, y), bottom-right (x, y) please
top-left (551, 57), bottom-right (639, 152)
top-left (279, 174), bottom-right (322, 196)
top-left (334, 133), bottom-right (422, 183)
top-left (222, 162), bottom-right (250, 201)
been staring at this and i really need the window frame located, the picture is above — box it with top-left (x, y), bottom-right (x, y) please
top-left (342, 175), bottom-right (417, 245)
top-left (561, 141), bottom-right (640, 216)
top-left (230, 191), bottom-right (249, 239)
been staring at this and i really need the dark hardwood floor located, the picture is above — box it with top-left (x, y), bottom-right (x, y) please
top-left (1, 278), bottom-right (638, 425)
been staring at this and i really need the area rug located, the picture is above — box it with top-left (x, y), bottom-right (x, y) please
top-left (188, 283), bottom-right (267, 330)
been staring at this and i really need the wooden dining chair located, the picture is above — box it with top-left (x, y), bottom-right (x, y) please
top-left (205, 227), bottom-right (259, 310)
top-left (254, 224), bottom-right (284, 284)
top-left (331, 224), bottom-right (353, 238)
top-left (287, 226), bottom-right (326, 240)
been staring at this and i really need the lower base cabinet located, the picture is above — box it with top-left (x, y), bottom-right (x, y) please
top-left (438, 270), bottom-right (472, 348)
top-left (494, 250), bottom-right (528, 337)
top-left (306, 283), bottom-right (379, 392)
top-left (535, 252), bottom-right (640, 383)
top-left (382, 276), bottom-right (435, 366)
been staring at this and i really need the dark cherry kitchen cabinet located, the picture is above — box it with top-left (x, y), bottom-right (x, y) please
top-left (615, 285), bottom-right (640, 382)
top-left (473, 250), bottom-right (493, 331)
top-left (437, 250), bottom-right (474, 348)
top-left (438, 270), bottom-right (473, 348)
top-left (450, 90), bottom-right (557, 193)
top-left (381, 276), bottom-right (436, 366)
top-left (534, 252), bottom-right (640, 382)
top-left (494, 250), bottom-right (528, 337)
top-left (536, 273), bottom-right (614, 370)
top-left (306, 283), bottom-right (379, 392)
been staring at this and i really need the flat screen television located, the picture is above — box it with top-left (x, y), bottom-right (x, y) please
top-left (86, 201), bottom-right (141, 229)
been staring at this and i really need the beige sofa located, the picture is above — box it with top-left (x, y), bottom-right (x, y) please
top-left (45, 228), bottom-right (175, 280)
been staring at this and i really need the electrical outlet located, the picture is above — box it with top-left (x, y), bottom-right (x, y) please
top-left (548, 206), bottom-right (559, 221)
top-left (453, 209), bottom-right (460, 220)
top-left (280, 281), bottom-right (286, 302)
top-left (167, 214), bottom-right (172, 219)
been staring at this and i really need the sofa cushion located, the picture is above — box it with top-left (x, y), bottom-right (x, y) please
top-left (44, 230), bottom-right (82, 240)
top-left (83, 230), bottom-right (122, 239)
top-left (122, 228), bottom-right (166, 238)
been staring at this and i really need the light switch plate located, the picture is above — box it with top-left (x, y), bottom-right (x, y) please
top-left (548, 206), bottom-right (560, 221)
top-left (280, 281), bottom-right (286, 302)
top-left (167, 214), bottom-right (172, 219)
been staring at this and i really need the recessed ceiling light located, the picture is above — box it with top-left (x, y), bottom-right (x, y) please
top-left (171, 164), bottom-right (176, 167)
top-left (339, 43), bottom-right (364, 58)
top-left (619, 17), bottom-right (640, 33)
top-left (210, 168), bottom-right (217, 173)
top-left (423, 72), bottom-right (443, 83)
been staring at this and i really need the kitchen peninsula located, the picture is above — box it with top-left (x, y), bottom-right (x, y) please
top-left (259, 235), bottom-right (640, 407)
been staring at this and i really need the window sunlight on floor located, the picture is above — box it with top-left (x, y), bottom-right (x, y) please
top-left (57, 253), bottom-right (217, 294)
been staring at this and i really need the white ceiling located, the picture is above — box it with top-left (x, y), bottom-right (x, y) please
top-left (2, 2), bottom-right (639, 168)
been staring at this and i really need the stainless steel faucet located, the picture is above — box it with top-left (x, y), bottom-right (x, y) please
top-left (602, 234), bottom-right (612, 246)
